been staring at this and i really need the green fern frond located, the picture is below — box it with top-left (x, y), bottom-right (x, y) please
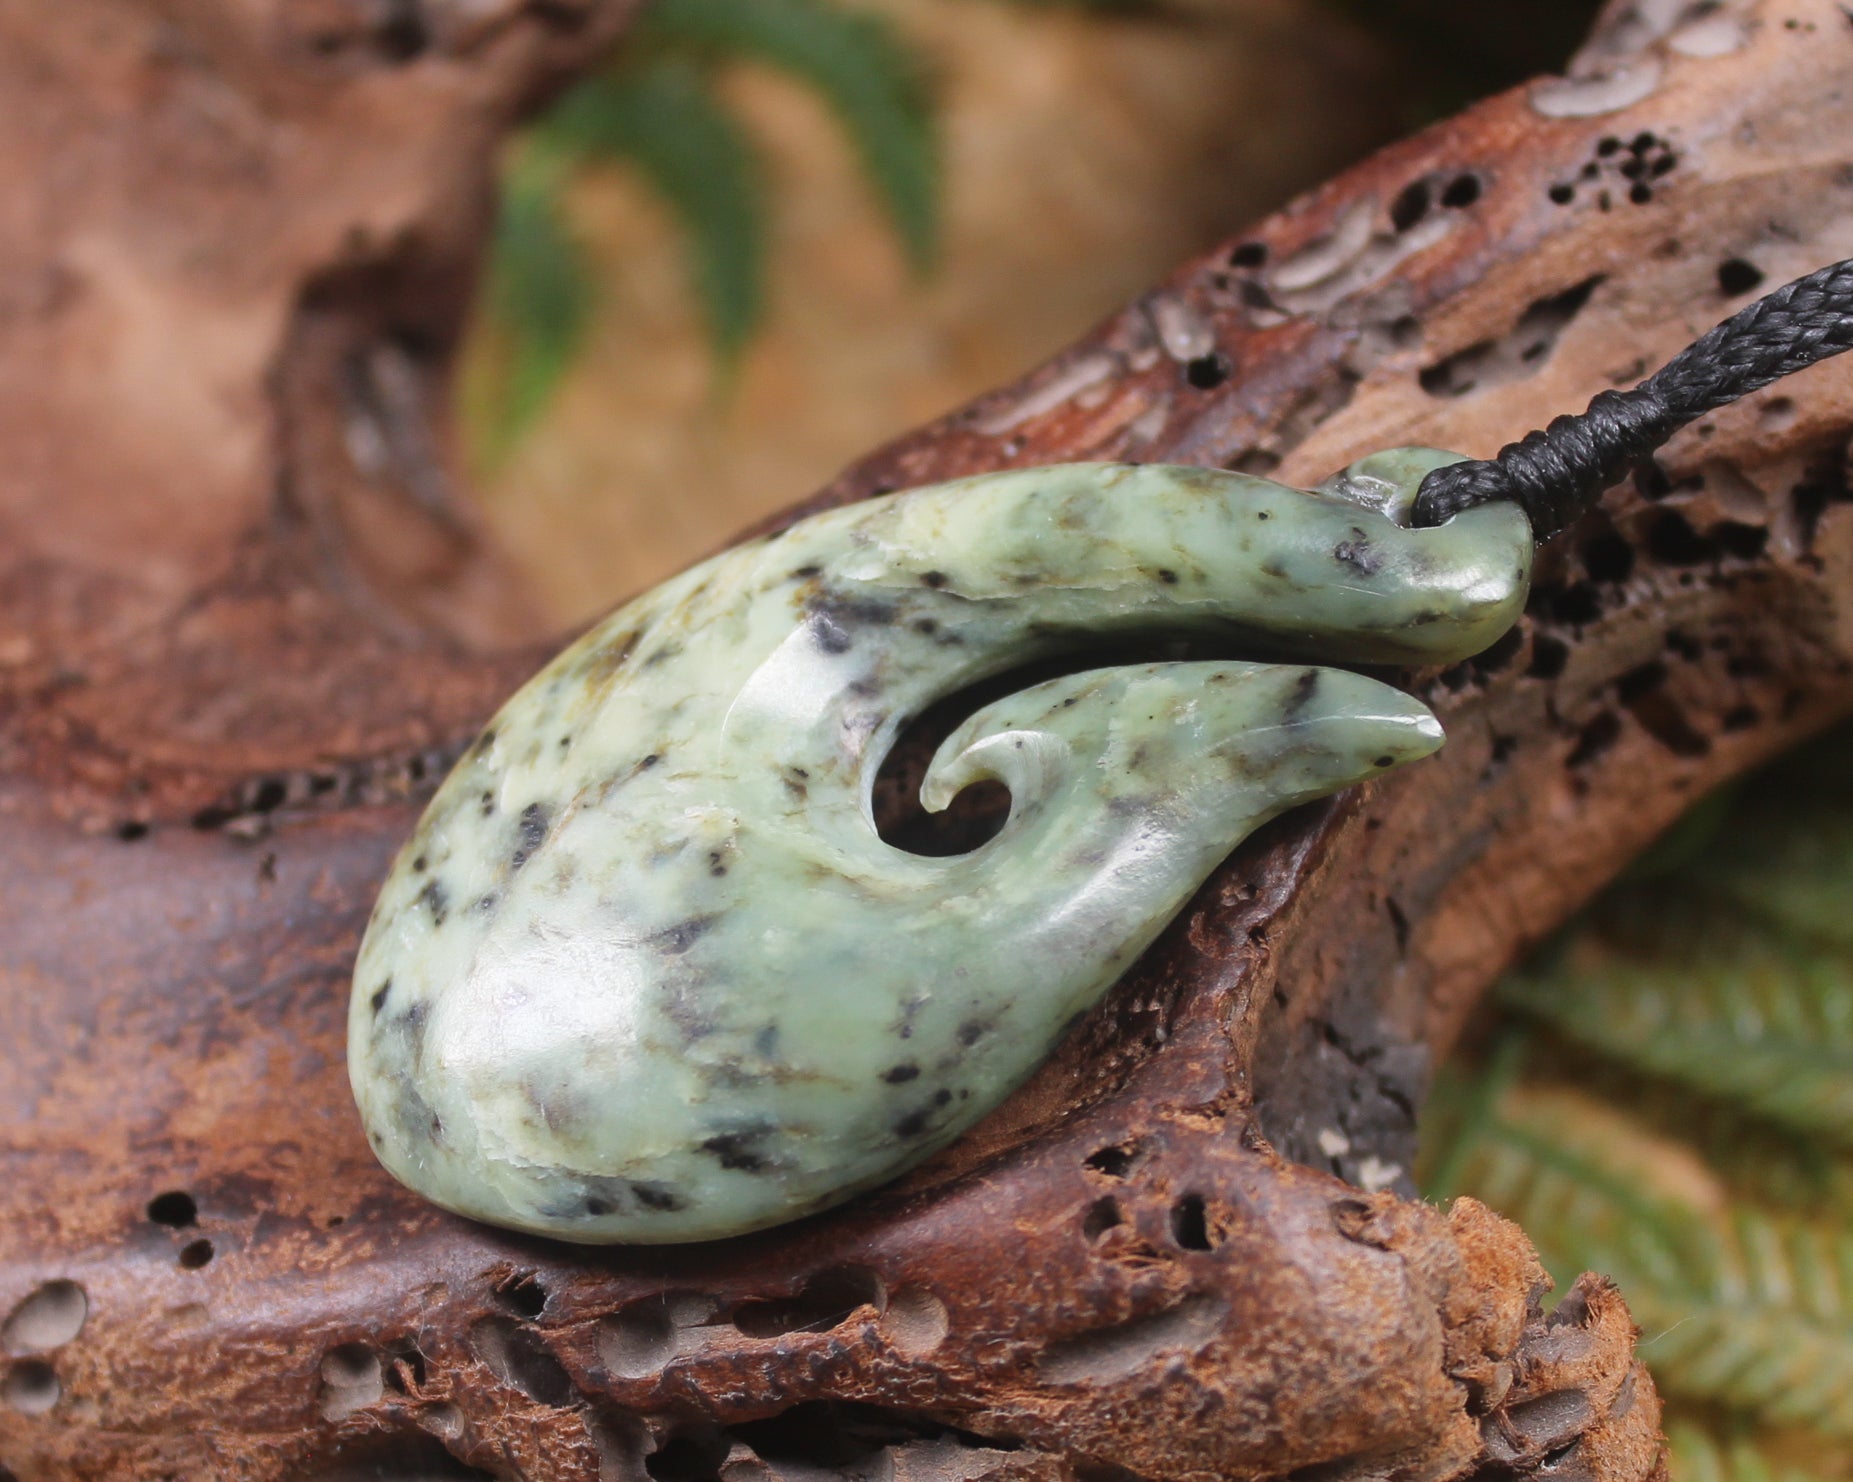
top-left (1570, 1058), bottom-right (1853, 1223)
top-left (1698, 801), bottom-right (1853, 950)
top-left (1662, 726), bottom-right (1853, 946)
top-left (1641, 1209), bottom-right (1853, 1433)
top-left (540, 57), bottom-right (768, 364)
top-left (1429, 1070), bottom-right (1853, 1435)
top-left (468, 147), bottom-right (595, 462)
top-left (1497, 899), bottom-right (1853, 1145)
top-left (641, 0), bottom-right (940, 273)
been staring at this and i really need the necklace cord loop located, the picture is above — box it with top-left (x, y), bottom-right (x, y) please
top-left (1411, 256), bottom-right (1853, 537)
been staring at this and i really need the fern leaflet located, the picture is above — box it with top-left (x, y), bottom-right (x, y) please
top-left (642, 0), bottom-right (940, 272)
top-left (469, 147), bottom-right (595, 460)
top-left (540, 57), bottom-right (768, 367)
top-left (1498, 896), bottom-right (1853, 1146)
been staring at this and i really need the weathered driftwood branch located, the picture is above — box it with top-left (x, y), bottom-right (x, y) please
top-left (6, 0), bottom-right (1853, 1477)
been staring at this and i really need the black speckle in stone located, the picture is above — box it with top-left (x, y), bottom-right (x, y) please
top-left (920, 570), bottom-right (948, 588)
top-left (473, 728), bottom-right (497, 757)
top-left (553, 1174), bottom-right (684, 1222)
top-left (419, 878), bottom-right (450, 927)
top-left (816, 592), bottom-right (900, 625)
top-left (1374, 755), bottom-right (1395, 768)
top-left (932, 1089), bottom-right (952, 1107)
top-left (411, 854), bottom-right (427, 873)
top-left (480, 790), bottom-right (496, 818)
top-left (370, 979), bottom-right (392, 1016)
top-left (707, 850), bottom-right (728, 878)
top-left (807, 592), bottom-right (899, 657)
top-left (512, 801), bottom-right (551, 870)
top-left (913, 616), bottom-right (940, 636)
top-left (811, 611), bottom-right (854, 655)
top-left (398, 1002), bottom-right (428, 1043)
top-left (956, 1019), bottom-right (990, 1047)
top-left (790, 564), bottom-right (823, 581)
top-left (391, 1073), bottom-right (437, 1145)
top-left (640, 753), bottom-right (662, 770)
top-left (1333, 527), bottom-right (1381, 575)
top-left (893, 1108), bottom-right (932, 1139)
top-left (1157, 568), bottom-right (1180, 584)
top-left (643, 642), bottom-right (683, 669)
top-left (650, 915), bottom-right (720, 956)
top-left (701, 1130), bottom-right (773, 1173)
top-left (881, 1063), bottom-right (921, 1084)
top-left (1283, 669), bottom-right (1320, 719)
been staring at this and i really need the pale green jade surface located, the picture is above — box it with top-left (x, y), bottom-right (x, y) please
top-left (348, 449), bottom-right (1532, 1243)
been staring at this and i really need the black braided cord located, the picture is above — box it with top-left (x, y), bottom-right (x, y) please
top-left (1411, 256), bottom-right (1853, 536)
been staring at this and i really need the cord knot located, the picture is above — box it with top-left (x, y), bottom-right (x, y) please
top-left (1410, 257), bottom-right (1853, 538)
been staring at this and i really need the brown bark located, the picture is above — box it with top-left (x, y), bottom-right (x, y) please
top-left (4, 0), bottom-right (1850, 1478)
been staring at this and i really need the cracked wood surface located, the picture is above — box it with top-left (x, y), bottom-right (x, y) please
top-left (5, 0), bottom-right (1853, 1477)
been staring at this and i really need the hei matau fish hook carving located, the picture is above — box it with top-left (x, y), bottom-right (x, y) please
top-left (348, 448), bottom-right (1531, 1243)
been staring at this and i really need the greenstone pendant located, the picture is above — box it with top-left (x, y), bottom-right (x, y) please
top-left (348, 449), bottom-right (1531, 1243)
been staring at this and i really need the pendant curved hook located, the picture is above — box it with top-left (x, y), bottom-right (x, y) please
top-left (349, 449), bottom-right (1531, 1243)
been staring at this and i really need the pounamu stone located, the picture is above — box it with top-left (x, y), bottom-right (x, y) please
top-left (348, 449), bottom-right (1531, 1241)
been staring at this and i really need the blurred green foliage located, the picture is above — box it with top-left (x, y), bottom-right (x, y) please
top-left (1423, 727), bottom-right (1853, 1478)
top-left (469, 0), bottom-right (1611, 459)
top-left (470, 0), bottom-right (939, 461)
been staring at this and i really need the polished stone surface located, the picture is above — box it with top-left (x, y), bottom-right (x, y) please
top-left (349, 451), bottom-right (1531, 1242)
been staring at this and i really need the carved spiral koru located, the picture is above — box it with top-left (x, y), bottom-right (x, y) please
top-left (348, 449), bottom-right (1531, 1242)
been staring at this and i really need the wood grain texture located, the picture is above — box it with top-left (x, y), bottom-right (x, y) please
top-left (6, 0), bottom-right (1853, 1477)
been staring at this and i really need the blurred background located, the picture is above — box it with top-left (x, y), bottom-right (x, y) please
top-left (462, 7), bottom-right (1853, 1477)
top-left (461, 0), bottom-right (1598, 622)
